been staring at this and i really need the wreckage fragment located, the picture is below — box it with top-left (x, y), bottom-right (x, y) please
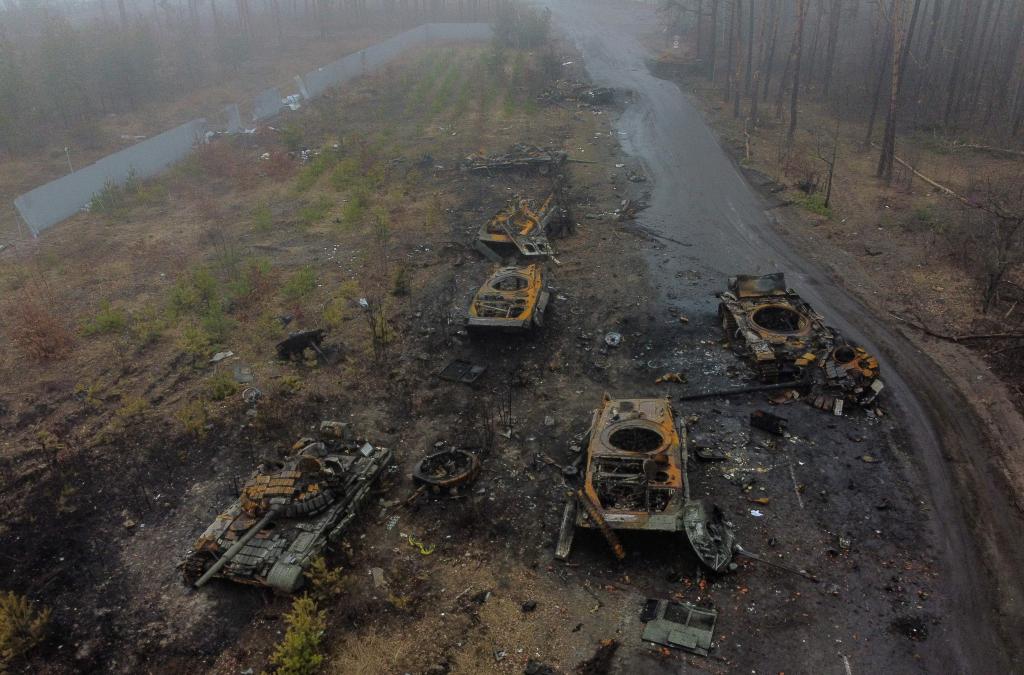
top-left (461, 144), bottom-right (567, 174)
top-left (181, 431), bottom-right (390, 592)
top-left (718, 273), bottom-right (884, 408)
top-left (475, 194), bottom-right (559, 261)
top-left (467, 265), bottom-right (550, 332)
top-left (641, 598), bottom-right (717, 657)
top-left (412, 447), bottom-right (481, 493)
top-left (276, 328), bottom-right (327, 360)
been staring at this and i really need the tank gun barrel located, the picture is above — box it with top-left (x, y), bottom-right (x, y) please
top-left (194, 505), bottom-right (281, 588)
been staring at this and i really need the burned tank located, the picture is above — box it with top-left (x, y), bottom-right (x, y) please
top-left (181, 437), bottom-right (391, 592)
top-left (555, 395), bottom-right (734, 571)
top-left (467, 265), bottom-right (550, 332)
top-left (719, 273), bottom-right (884, 409)
top-left (718, 273), bottom-right (831, 382)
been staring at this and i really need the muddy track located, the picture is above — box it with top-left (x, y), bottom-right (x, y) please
top-left (541, 0), bottom-right (1023, 671)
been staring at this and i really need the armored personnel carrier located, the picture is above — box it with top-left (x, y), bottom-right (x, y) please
top-left (181, 437), bottom-right (391, 592)
top-left (555, 395), bottom-right (734, 572)
top-left (467, 265), bottom-right (550, 332)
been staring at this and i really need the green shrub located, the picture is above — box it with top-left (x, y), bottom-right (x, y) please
top-left (305, 556), bottom-right (348, 603)
top-left (175, 399), bottom-right (208, 437)
top-left (168, 268), bottom-right (220, 318)
top-left (82, 300), bottom-right (127, 336)
top-left (329, 158), bottom-right (362, 191)
top-left (280, 124), bottom-right (305, 152)
top-left (269, 595), bottom-right (326, 675)
top-left (252, 202), bottom-right (274, 232)
top-left (391, 265), bottom-right (410, 296)
top-left (0, 591), bottom-right (50, 670)
top-left (341, 188), bottom-right (370, 228)
top-left (796, 192), bottom-right (832, 217)
top-left (177, 324), bottom-right (211, 363)
top-left (493, 3), bottom-right (551, 48)
top-left (207, 370), bottom-right (239, 401)
top-left (282, 267), bottom-right (317, 302)
top-left (297, 196), bottom-right (332, 228)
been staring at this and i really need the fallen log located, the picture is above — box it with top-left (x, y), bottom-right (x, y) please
top-left (888, 312), bottom-right (1024, 342)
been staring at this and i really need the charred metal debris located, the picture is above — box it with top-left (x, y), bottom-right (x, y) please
top-left (719, 272), bottom-right (884, 412)
top-left (467, 264), bottom-right (550, 332)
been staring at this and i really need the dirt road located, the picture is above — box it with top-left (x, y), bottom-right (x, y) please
top-left (541, 0), bottom-right (1023, 672)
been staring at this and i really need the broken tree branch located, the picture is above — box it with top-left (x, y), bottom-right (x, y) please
top-left (870, 142), bottom-right (969, 204)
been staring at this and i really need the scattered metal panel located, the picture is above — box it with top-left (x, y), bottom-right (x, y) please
top-left (438, 359), bottom-right (487, 384)
top-left (682, 500), bottom-right (735, 572)
top-left (641, 599), bottom-right (717, 657)
top-left (750, 409), bottom-right (788, 435)
top-left (13, 118), bottom-right (207, 235)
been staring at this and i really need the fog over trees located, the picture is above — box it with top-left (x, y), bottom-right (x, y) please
top-left (662, 0), bottom-right (1024, 162)
top-left (0, 0), bottom-right (502, 154)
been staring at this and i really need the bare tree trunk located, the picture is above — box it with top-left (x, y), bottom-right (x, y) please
top-left (117, 0), bottom-right (128, 25)
top-left (786, 0), bottom-right (808, 148)
top-left (744, 0), bottom-right (754, 97)
top-left (725, 0), bottom-right (735, 101)
top-left (863, 23), bottom-right (893, 147)
top-left (965, 0), bottom-right (1004, 120)
top-left (943, 0), bottom-right (979, 128)
top-left (821, 0), bottom-right (842, 98)
top-left (733, 0), bottom-right (743, 116)
top-left (696, 0), bottom-right (703, 62)
top-left (877, 0), bottom-right (905, 182)
top-left (762, 0), bottom-right (780, 100)
top-left (750, 0), bottom-right (771, 125)
top-left (709, 0), bottom-right (719, 80)
top-left (805, 0), bottom-right (824, 86)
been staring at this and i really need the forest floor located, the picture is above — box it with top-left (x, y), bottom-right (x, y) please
top-left (0, 33), bottom-right (960, 675)
top-left (0, 24), bottom-right (396, 243)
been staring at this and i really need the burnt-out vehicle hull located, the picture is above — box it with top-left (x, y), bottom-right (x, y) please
top-left (718, 273), bottom-right (883, 410)
top-left (555, 396), bottom-right (738, 570)
top-left (467, 265), bottom-right (550, 332)
top-left (181, 437), bottom-right (391, 593)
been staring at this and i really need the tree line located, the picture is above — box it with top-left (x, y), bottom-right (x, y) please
top-left (662, 0), bottom-right (1024, 181)
top-left (0, 0), bottom-right (501, 155)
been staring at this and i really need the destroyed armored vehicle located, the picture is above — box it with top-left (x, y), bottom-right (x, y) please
top-left (475, 194), bottom-right (558, 261)
top-left (467, 265), bottom-right (550, 332)
top-left (719, 273), bottom-right (884, 410)
top-left (181, 436), bottom-right (391, 592)
top-left (718, 273), bottom-right (831, 382)
top-left (555, 395), bottom-right (734, 571)
top-left (462, 144), bottom-right (567, 174)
